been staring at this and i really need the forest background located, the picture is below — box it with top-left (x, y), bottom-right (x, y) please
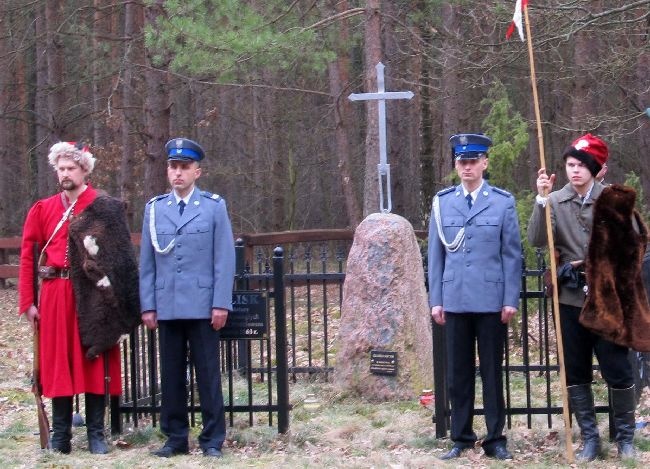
top-left (1, 0), bottom-right (649, 239)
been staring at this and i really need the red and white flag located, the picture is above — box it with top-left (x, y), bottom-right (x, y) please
top-left (506, 0), bottom-right (528, 41)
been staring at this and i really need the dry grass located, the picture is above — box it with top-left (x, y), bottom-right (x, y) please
top-left (1, 287), bottom-right (649, 468)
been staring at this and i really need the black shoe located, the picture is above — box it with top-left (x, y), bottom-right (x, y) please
top-left (439, 446), bottom-right (463, 460)
top-left (486, 445), bottom-right (513, 460)
top-left (150, 445), bottom-right (188, 458)
top-left (51, 396), bottom-right (73, 454)
top-left (203, 447), bottom-right (223, 457)
top-left (85, 394), bottom-right (108, 454)
top-left (51, 442), bottom-right (72, 454)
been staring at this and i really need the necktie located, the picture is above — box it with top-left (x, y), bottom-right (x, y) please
top-left (178, 200), bottom-right (186, 216)
top-left (466, 193), bottom-right (473, 210)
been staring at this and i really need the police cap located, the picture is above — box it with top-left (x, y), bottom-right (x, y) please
top-left (165, 138), bottom-right (205, 162)
top-left (449, 133), bottom-right (492, 162)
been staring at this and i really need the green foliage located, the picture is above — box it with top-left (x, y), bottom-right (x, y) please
top-left (516, 190), bottom-right (541, 267)
top-left (480, 80), bottom-right (530, 194)
top-left (145, 0), bottom-right (336, 79)
top-left (624, 171), bottom-right (650, 225)
top-left (479, 81), bottom-right (532, 254)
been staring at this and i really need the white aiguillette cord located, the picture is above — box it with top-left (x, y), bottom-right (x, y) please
top-left (432, 195), bottom-right (465, 253)
top-left (149, 201), bottom-right (175, 255)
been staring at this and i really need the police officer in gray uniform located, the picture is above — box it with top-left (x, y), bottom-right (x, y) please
top-left (428, 134), bottom-right (522, 460)
top-left (140, 138), bottom-right (235, 458)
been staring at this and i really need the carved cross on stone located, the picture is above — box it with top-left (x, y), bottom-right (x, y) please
top-left (348, 62), bottom-right (414, 213)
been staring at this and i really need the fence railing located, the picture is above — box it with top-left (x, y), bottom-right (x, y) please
top-left (1, 232), bottom-right (615, 439)
top-left (118, 244), bottom-right (291, 434)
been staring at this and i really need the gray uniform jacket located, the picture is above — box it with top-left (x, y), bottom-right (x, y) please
top-left (428, 182), bottom-right (522, 313)
top-left (139, 187), bottom-right (236, 319)
top-left (527, 181), bottom-right (605, 308)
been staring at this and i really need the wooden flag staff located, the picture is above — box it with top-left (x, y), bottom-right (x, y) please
top-left (522, 4), bottom-right (575, 463)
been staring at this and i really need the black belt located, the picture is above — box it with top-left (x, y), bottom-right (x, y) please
top-left (38, 266), bottom-right (70, 279)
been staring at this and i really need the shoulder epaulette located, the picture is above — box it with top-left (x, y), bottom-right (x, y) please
top-left (201, 191), bottom-right (222, 202)
top-left (146, 194), bottom-right (167, 205)
top-left (436, 186), bottom-right (455, 197)
top-left (491, 187), bottom-right (512, 197)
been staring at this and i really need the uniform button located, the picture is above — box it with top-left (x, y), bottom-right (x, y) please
top-left (467, 235), bottom-right (472, 239)
top-left (466, 263), bottom-right (470, 267)
top-left (177, 268), bottom-right (181, 273)
top-left (177, 256), bottom-right (182, 260)
top-left (177, 243), bottom-right (182, 248)
top-left (466, 249), bottom-right (471, 253)
top-left (467, 221), bottom-right (472, 226)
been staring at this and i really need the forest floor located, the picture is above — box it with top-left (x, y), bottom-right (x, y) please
top-left (1, 286), bottom-right (649, 468)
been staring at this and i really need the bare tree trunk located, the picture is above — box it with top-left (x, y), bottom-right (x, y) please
top-left (414, 2), bottom-right (435, 226)
top-left (269, 86), bottom-right (285, 232)
top-left (362, 0), bottom-right (382, 217)
top-left (45, 0), bottom-right (65, 141)
top-left (382, 1), bottom-right (421, 223)
top-left (250, 86), bottom-right (265, 231)
top-left (327, 0), bottom-right (361, 228)
top-left (92, 0), bottom-right (109, 147)
top-left (14, 19), bottom-right (31, 223)
top-left (633, 15), bottom-right (650, 198)
top-left (251, 67), bottom-right (286, 232)
top-left (143, 0), bottom-right (170, 199)
top-left (439, 2), bottom-right (462, 188)
top-left (37, 0), bottom-right (65, 195)
top-left (571, 1), bottom-right (602, 133)
top-left (328, 60), bottom-right (362, 228)
top-left (0, 3), bottom-right (13, 234)
top-left (120, 1), bottom-right (144, 224)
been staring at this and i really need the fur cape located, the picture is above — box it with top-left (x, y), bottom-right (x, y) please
top-left (68, 195), bottom-right (141, 358)
top-left (580, 184), bottom-right (650, 351)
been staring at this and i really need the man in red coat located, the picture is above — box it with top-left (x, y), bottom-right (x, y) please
top-left (19, 142), bottom-right (121, 454)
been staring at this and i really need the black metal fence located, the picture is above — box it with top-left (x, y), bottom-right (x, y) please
top-left (115, 235), bottom-right (351, 435)
top-left (431, 249), bottom-right (613, 438)
top-left (117, 244), bottom-right (292, 434)
top-left (112, 233), bottom-right (613, 439)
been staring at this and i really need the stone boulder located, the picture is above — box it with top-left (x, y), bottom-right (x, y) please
top-left (333, 213), bottom-right (433, 401)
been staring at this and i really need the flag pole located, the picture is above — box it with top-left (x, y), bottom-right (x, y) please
top-left (522, 4), bottom-right (575, 463)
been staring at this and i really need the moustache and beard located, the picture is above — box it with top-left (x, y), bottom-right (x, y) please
top-left (60, 179), bottom-right (82, 191)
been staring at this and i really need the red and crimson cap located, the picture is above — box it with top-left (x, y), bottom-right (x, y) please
top-left (563, 133), bottom-right (609, 176)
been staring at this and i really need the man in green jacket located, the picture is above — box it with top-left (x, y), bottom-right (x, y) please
top-left (528, 134), bottom-right (636, 462)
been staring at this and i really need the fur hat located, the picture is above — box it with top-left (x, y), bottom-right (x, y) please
top-left (48, 141), bottom-right (96, 173)
top-left (562, 133), bottom-right (608, 177)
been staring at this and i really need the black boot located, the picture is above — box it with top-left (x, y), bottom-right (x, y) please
top-left (85, 393), bottom-right (108, 454)
top-left (568, 384), bottom-right (601, 462)
top-left (611, 385), bottom-right (636, 460)
top-left (51, 396), bottom-right (73, 454)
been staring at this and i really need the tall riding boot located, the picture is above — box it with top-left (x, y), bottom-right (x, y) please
top-left (85, 393), bottom-right (108, 454)
top-left (51, 396), bottom-right (73, 454)
top-left (610, 385), bottom-right (636, 460)
top-left (568, 384), bottom-right (601, 462)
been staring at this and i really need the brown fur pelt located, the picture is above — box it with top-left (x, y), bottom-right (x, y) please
top-left (68, 195), bottom-right (141, 359)
top-left (580, 184), bottom-right (650, 351)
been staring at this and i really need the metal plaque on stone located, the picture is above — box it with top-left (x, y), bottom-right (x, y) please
top-left (370, 350), bottom-right (398, 376)
top-left (220, 291), bottom-right (268, 339)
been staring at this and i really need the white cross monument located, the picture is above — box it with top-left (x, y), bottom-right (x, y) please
top-left (348, 62), bottom-right (414, 213)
